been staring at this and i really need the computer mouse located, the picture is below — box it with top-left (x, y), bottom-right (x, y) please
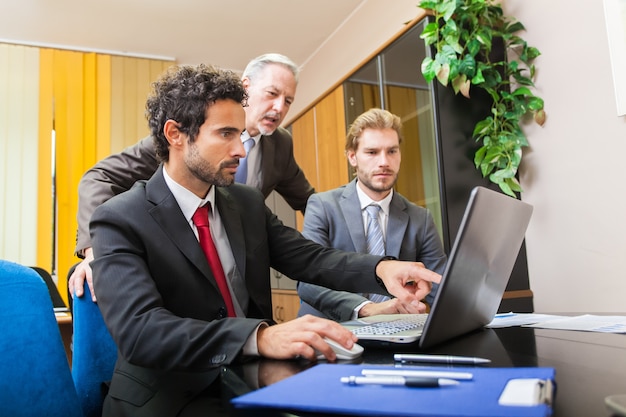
top-left (317, 338), bottom-right (364, 360)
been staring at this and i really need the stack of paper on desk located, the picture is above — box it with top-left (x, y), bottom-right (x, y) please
top-left (231, 364), bottom-right (556, 417)
top-left (488, 313), bottom-right (626, 333)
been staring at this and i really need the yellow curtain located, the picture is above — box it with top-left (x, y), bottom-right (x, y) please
top-left (0, 44), bottom-right (172, 304)
top-left (38, 50), bottom-right (171, 303)
top-left (38, 49), bottom-right (110, 299)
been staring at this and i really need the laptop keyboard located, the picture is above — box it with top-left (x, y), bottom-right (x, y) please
top-left (351, 314), bottom-right (428, 336)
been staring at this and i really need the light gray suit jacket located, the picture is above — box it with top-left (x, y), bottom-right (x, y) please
top-left (297, 179), bottom-right (447, 321)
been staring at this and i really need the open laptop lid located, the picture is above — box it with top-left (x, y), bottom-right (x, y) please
top-left (418, 186), bottom-right (533, 348)
top-left (342, 186), bottom-right (533, 349)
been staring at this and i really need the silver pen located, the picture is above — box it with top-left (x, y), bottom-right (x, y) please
top-left (341, 375), bottom-right (459, 387)
top-left (361, 369), bottom-right (473, 380)
top-left (394, 353), bottom-right (491, 365)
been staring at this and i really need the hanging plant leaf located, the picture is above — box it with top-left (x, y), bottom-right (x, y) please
top-left (418, 0), bottom-right (545, 198)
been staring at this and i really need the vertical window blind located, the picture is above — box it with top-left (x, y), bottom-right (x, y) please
top-left (1, 42), bottom-right (172, 303)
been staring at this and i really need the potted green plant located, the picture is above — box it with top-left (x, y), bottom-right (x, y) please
top-left (419, 0), bottom-right (545, 197)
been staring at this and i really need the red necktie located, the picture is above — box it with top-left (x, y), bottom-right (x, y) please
top-left (192, 204), bottom-right (236, 317)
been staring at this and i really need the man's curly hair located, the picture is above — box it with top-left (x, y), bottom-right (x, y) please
top-left (146, 64), bottom-right (248, 162)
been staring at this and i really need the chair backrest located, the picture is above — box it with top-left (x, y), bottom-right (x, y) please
top-left (30, 266), bottom-right (68, 309)
top-left (0, 259), bottom-right (82, 417)
top-left (72, 279), bottom-right (118, 417)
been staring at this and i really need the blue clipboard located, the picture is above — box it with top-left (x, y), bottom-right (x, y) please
top-left (231, 363), bottom-right (555, 417)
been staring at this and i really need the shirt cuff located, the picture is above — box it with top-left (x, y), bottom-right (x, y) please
top-left (242, 322), bottom-right (269, 356)
top-left (352, 300), bottom-right (372, 320)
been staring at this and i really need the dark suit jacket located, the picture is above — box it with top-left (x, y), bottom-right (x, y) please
top-left (90, 167), bottom-right (382, 417)
top-left (77, 127), bottom-right (314, 254)
top-left (297, 180), bottom-right (447, 321)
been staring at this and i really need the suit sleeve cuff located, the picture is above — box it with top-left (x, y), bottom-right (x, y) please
top-left (242, 322), bottom-right (269, 356)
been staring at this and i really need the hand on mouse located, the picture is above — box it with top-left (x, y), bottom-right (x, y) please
top-left (316, 338), bottom-right (363, 361)
top-left (257, 314), bottom-right (358, 362)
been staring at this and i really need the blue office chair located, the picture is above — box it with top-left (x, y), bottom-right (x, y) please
top-left (0, 259), bottom-right (82, 417)
top-left (30, 266), bottom-right (68, 310)
top-left (71, 268), bottom-right (118, 417)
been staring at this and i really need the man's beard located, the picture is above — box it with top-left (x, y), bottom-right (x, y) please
top-left (357, 168), bottom-right (397, 193)
top-left (186, 141), bottom-right (234, 187)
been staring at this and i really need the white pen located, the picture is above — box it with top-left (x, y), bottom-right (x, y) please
top-left (394, 354), bottom-right (491, 365)
top-left (361, 369), bottom-right (474, 380)
top-left (341, 375), bottom-right (459, 387)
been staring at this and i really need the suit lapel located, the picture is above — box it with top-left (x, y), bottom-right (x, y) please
top-left (341, 180), bottom-right (409, 257)
top-left (387, 193), bottom-right (409, 257)
top-left (340, 180), bottom-right (368, 253)
top-left (145, 167), bottom-right (214, 281)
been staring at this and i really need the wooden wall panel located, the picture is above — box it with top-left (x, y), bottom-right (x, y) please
top-left (291, 86), bottom-right (348, 230)
top-left (315, 85), bottom-right (348, 192)
top-left (291, 107), bottom-right (319, 189)
top-left (291, 108), bottom-right (317, 230)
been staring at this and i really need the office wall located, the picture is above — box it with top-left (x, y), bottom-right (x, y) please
top-left (287, 0), bottom-right (422, 123)
top-left (291, 0), bottom-right (626, 313)
top-left (504, 0), bottom-right (626, 313)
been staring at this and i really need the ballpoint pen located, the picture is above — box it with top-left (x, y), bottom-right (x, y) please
top-left (341, 375), bottom-right (459, 387)
top-left (393, 353), bottom-right (491, 365)
top-left (361, 369), bottom-right (473, 380)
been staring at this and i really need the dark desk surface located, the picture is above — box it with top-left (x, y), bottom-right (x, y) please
top-left (231, 325), bottom-right (626, 417)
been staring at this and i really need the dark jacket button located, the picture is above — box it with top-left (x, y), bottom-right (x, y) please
top-left (211, 354), bottom-right (227, 365)
top-left (217, 307), bottom-right (227, 319)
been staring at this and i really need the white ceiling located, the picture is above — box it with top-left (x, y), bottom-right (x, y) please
top-left (0, 0), bottom-right (364, 73)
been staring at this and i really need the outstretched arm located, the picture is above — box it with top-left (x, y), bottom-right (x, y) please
top-left (297, 281), bottom-right (369, 321)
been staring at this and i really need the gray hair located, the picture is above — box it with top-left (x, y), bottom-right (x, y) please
top-left (242, 53), bottom-right (299, 83)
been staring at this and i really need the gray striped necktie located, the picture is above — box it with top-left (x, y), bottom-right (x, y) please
top-left (365, 204), bottom-right (390, 303)
top-left (234, 138), bottom-right (255, 184)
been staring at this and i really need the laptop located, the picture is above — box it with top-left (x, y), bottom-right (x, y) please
top-left (341, 186), bottom-right (534, 349)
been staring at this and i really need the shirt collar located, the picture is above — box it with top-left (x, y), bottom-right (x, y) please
top-left (242, 130), bottom-right (262, 145)
top-left (163, 166), bottom-right (215, 223)
top-left (355, 180), bottom-right (393, 215)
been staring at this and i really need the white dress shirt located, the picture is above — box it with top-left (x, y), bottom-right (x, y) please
top-left (351, 181), bottom-right (394, 318)
top-left (162, 167), bottom-right (264, 355)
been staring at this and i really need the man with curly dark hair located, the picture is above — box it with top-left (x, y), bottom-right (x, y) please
top-left (90, 64), bottom-right (440, 417)
top-left (70, 54), bottom-right (314, 301)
